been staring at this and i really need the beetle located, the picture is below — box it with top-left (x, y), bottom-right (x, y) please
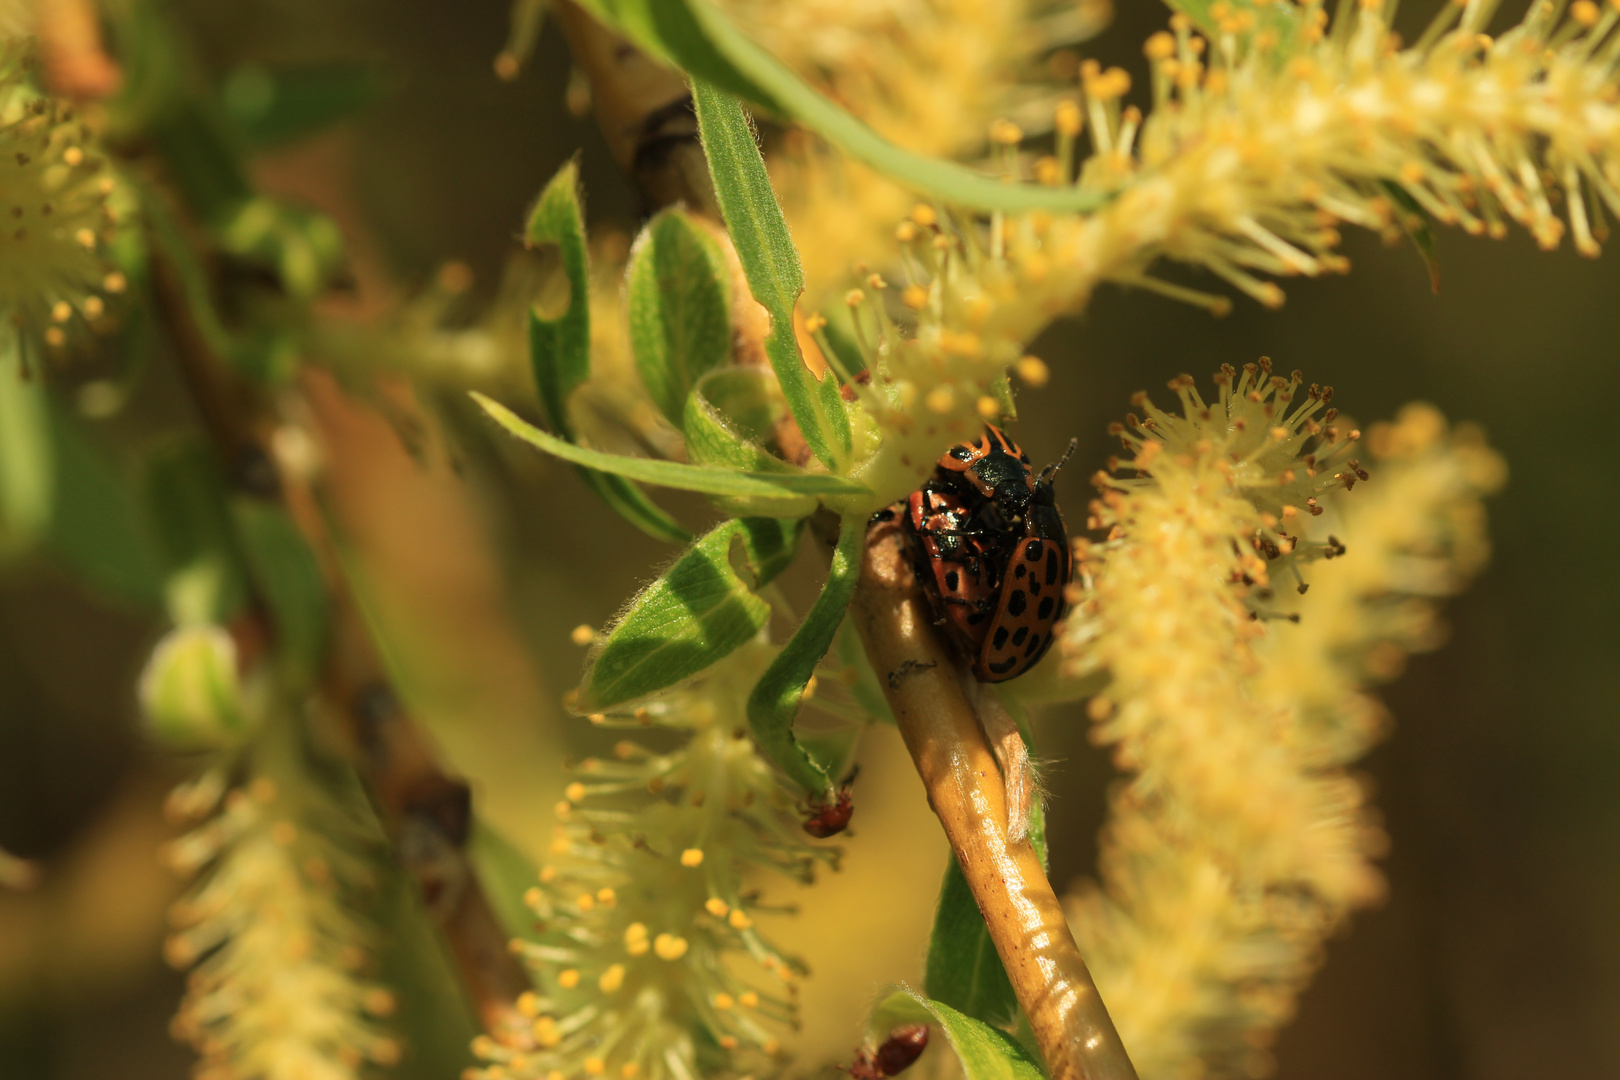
top-left (846, 1025), bottom-right (929, 1080)
top-left (903, 425), bottom-right (1074, 683)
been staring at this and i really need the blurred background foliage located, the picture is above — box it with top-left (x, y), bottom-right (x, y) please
top-left (0, 0), bottom-right (1616, 1079)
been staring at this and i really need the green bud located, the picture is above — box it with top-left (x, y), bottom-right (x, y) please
top-left (138, 625), bottom-right (250, 749)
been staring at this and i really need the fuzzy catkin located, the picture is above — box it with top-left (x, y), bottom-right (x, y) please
top-left (1063, 401), bottom-right (1504, 1080)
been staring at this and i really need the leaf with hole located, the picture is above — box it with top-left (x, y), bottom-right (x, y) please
top-left (524, 161), bottom-right (691, 544)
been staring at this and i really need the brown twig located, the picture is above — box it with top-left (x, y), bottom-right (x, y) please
top-left (149, 213), bottom-right (532, 1041)
top-left (848, 517), bottom-right (1137, 1080)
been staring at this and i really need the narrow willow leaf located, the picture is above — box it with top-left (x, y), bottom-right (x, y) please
top-left (683, 375), bottom-right (816, 518)
top-left (746, 513), bottom-right (862, 798)
top-left (628, 209), bottom-right (732, 426)
top-left (0, 337), bottom-right (53, 554)
top-left (230, 499), bottom-right (329, 687)
top-left (1164, 0), bottom-right (1303, 42)
top-left (524, 162), bottom-right (690, 543)
top-left (580, 516), bottom-right (802, 709)
top-left (574, 0), bottom-right (1108, 214)
top-left (1382, 180), bottom-right (1442, 293)
top-left (691, 82), bottom-right (849, 472)
top-left (475, 393), bottom-right (870, 499)
top-left (869, 989), bottom-right (1047, 1080)
top-left (925, 858), bottom-right (1020, 1029)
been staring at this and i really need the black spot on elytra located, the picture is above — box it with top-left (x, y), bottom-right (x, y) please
top-left (1007, 590), bottom-right (1027, 617)
top-left (988, 657), bottom-right (1018, 674)
top-left (1030, 578), bottom-right (1042, 596)
top-left (1023, 633), bottom-right (1043, 658)
top-left (1025, 540), bottom-right (1043, 561)
top-left (945, 569), bottom-right (960, 592)
top-left (1037, 596), bottom-right (1055, 620)
top-left (1011, 626), bottom-right (1028, 647)
top-left (992, 626), bottom-right (1009, 649)
top-left (1046, 550), bottom-right (1060, 585)
top-left (1015, 563), bottom-right (1027, 579)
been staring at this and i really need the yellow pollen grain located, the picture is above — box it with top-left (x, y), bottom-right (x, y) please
top-left (533, 1018), bottom-right (561, 1048)
top-left (51, 301), bottom-right (71, 322)
top-left (901, 284), bottom-right (929, 309)
top-left (910, 204), bottom-right (937, 228)
top-left (1145, 32), bottom-right (1176, 60)
top-left (718, 1036), bottom-right (738, 1051)
top-left (83, 296), bottom-right (104, 319)
top-left (627, 938), bottom-right (649, 956)
top-left (1033, 156), bottom-right (1061, 185)
top-left (714, 993), bottom-right (735, 1010)
top-left (554, 800), bottom-right (573, 819)
top-left (763, 1038), bottom-right (780, 1055)
top-left (570, 624), bottom-right (595, 646)
top-left (74, 228), bottom-right (95, 248)
top-left (1575, 0), bottom-right (1601, 23)
top-left (585, 1058), bottom-right (606, 1076)
top-left (517, 991), bottom-right (541, 1017)
top-left (925, 386), bottom-right (955, 414)
top-left (43, 328), bottom-right (65, 348)
top-left (653, 933), bottom-right (689, 960)
top-left (895, 220), bottom-right (917, 243)
top-left (705, 897), bottom-right (730, 917)
top-left (680, 848), bottom-right (705, 867)
top-left (989, 118), bottom-right (1023, 145)
top-left (865, 273), bottom-right (887, 290)
top-left (599, 963), bottom-right (626, 993)
top-left (739, 991), bottom-right (759, 1008)
top-left (728, 908), bottom-right (753, 930)
top-left (587, 712), bottom-right (606, 724)
top-left (844, 288), bottom-right (866, 308)
top-left (523, 886), bottom-right (542, 907)
top-left (1016, 355), bottom-right (1050, 386)
top-left (539, 865), bottom-right (557, 883)
top-left (621, 1065), bottom-right (639, 1079)
top-left (577, 893), bottom-right (595, 911)
top-left (565, 782), bottom-right (587, 802)
top-left (625, 921), bottom-right (648, 942)
top-left (977, 396), bottom-right (1001, 420)
top-left (597, 887), bottom-right (617, 907)
top-left (557, 968), bottom-right (581, 989)
top-left (62, 146), bottom-right (84, 166)
top-left (548, 1072), bottom-right (564, 1080)
top-left (1054, 99), bottom-right (1083, 137)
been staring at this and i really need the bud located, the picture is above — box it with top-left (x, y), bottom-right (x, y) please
top-left (138, 625), bottom-right (249, 749)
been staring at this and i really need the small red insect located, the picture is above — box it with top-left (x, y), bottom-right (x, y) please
top-left (801, 772), bottom-right (857, 838)
top-left (903, 425), bottom-right (1074, 683)
top-left (846, 1025), bottom-right (930, 1080)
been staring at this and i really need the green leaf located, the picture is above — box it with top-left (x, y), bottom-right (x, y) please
top-left (143, 438), bottom-right (252, 621)
top-left (231, 499), bottom-right (329, 687)
top-left (1381, 180), bottom-right (1442, 294)
top-left (522, 162), bottom-right (691, 544)
top-left (576, 0), bottom-right (1108, 214)
top-left (925, 858), bottom-right (1020, 1029)
top-left (223, 62), bottom-right (385, 150)
top-left (475, 392), bottom-right (869, 500)
top-left (628, 209), bottom-right (733, 426)
top-left (683, 373), bottom-right (817, 518)
top-left (746, 512), bottom-right (862, 798)
top-left (580, 516), bottom-right (802, 709)
top-left (0, 338), bottom-right (53, 555)
top-left (869, 989), bottom-right (1047, 1080)
top-left (1164, 0), bottom-right (1303, 44)
top-left (692, 82), bottom-right (848, 472)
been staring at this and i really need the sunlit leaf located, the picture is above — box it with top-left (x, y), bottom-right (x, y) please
top-left (746, 512), bottom-right (862, 798)
top-left (868, 989), bottom-right (1047, 1080)
top-left (628, 209), bottom-right (733, 426)
top-left (692, 82), bottom-right (849, 471)
top-left (580, 516), bottom-right (802, 710)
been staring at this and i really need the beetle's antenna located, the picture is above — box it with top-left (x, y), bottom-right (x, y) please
top-left (1040, 438), bottom-right (1079, 483)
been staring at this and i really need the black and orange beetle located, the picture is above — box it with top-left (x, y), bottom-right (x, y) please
top-left (903, 425), bottom-right (1074, 682)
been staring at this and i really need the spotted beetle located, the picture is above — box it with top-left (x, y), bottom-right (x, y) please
top-left (903, 425), bottom-right (1074, 683)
